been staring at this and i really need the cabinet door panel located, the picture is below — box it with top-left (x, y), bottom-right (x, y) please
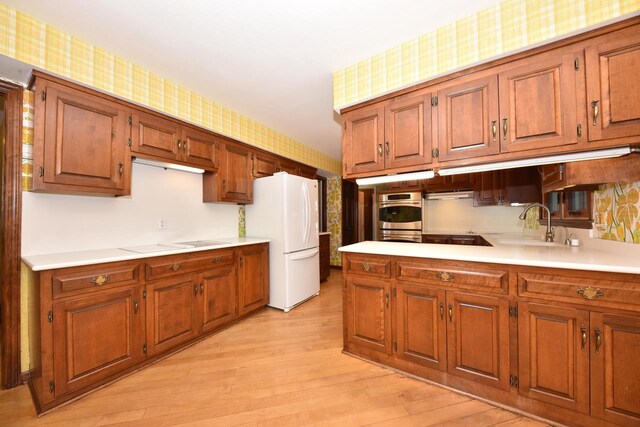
top-left (131, 111), bottom-right (180, 160)
top-left (53, 287), bottom-right (144, 396)
top-left (438, 75), bottom-right (499, 161)
top-left (396, 283), bottom-right (446, 370)
top-left (252, 153), bottom-right (278, 178)
top-left (183, 127), bottom-right (218, 169)
top-left (346, 277), bottom-right (392, 354)
top-left (36, 80), bottom-right (128, 192)
top-left (385, 94), bottom-right (433, 168)
top-left (221, 144), bottom-right (253, 203)
top-left (518, 303), bottom-right (589, 413)
top-left (591, 312), bottom-right (640, 425)
top-left (446, 292), bottom-right (510, 390)
top-left (238, 245), bottom-right (269, 316)
top-left (146, 276), bottom-right (198, 356)
top-left (499, 52), bottom-right (579, 152)
top-left (473, 171), bottom-right (504, 206)
top-left (586, 33), bottom-right (640, 141)
top-left (200, 266), bottom-right (236, 333)
top-left (343, 104), bottom-right (385, 175)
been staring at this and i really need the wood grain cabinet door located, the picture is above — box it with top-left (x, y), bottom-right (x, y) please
top-left (499, 51), bottom-right (580, 153)
top-left (437, 75), bottom-right (500, 162)
top-left (237, 245), bottom-right (269, 316)
top-left (145, 275), bottom-right (199, 356)
top-left (342, 103), bottom-right (385, 176)
top-left (252, 153), bottom-right (278, 178)
top-left (131, 110), bottom-right (181, 161)
top-left (586, 32), bottom-right (640, 142)
top-left (445, 291), bottom-right (510, 390)
top-left (34, 79), bottom-right (129, 194)
top-left (52, 287), bottom-right (145, 397)
top-left (385, 94), bottom-right (433, 169)
top-left (199, 266), bottom-right (236, 333)
top-left (473, 171), bottom-right (504, 206)
top-left (518, 303), bottom-right (590, 414)
top-left (220, 144), bottom-right (253, 203)
top-left (182, 127), bottom-right (219, 170)
top-left (590, 312), bottom-right (640, 425)
top-left (346, 276), bottom-right (392, 355)
top-left (396, 283), bottom-right (446, 371)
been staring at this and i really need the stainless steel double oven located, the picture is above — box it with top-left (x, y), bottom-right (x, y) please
top-left (378, 192), bottom-right (422, 243)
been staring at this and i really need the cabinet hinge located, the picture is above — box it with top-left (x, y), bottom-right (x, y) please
top-left (394, 342), bottom-right (398, 352)
top-left (142, 290), bottom-right (147, 299)
top-left (577, 124), bottom-right (582, 137)
top-left (432, 147), bottom-right (439, 158)
top-left (574, 58), bottom-right (580, 70)
top-left (127, 137), bottom-right (132, 147)
top-left (344, 122), bottom-right (347, 130)
top-left (41, 90), bottom-right (46, 101)
top-left (38, 166), bottom-right (44, 177)
top-left (128, 115), bottom-right (132, 125)
top-left (392, 288), bottom-right (396, 297)
top-left (47, 310), bottom-right (53, 323)
top-left (431, 96), bottom-right (438, 107)
top-left (49, 380), bottom-right (55, 394)
top-left (508, 305), bottom-right (518, 318)
top-left (143, 344), bottom-right (147, 354)
top-left (509, 375), bottom-right (519, 388)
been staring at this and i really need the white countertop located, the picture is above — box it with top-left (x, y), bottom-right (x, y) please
top-left (22, 237), bottom-right (270, 271)
top-left (319, 232), bottom-right (331, 236)
top-left (339, 234), bottom-right (640, 275)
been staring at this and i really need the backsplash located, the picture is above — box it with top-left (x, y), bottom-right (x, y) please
top-left (238, 206), bottom-right (246, 238)
top-left (594, 181), bottom-right (640, 244)
top-left (327, 176), bottom-right (342, 266)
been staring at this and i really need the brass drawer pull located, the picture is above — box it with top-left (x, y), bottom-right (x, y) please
top-left (171, 262), bottom-right (182, 272)
top-left (134, 299), bottom-right (139, 315)
top-left (90, 275), bottom-right (111, 286)
top-left (378, 143), bottom-right (383, 159)
top-left (591, 99), bottom-right (599, 126)
top-left (577, 287), bottom-right (604, 300)
top-left (385, 292), bottom-right (389, 309)
top-left (437, 271), bottom-right (454, 282)
top-left (491, 120), bottom-right (497, 142)
top-left (502, 117), bottom-right (508, 138)
top-left (594, 327), bottom-right (602, 353)
top-left (448, 303), bottom-right (453, 322)
top-left (361, 263), bottom-right (373, 272)
top-left (212, 256), bottom-right (223, 264)
top-left (580, 323), bottom-right (587, 350)
top-left (439, 302), bottom-right (444, 320)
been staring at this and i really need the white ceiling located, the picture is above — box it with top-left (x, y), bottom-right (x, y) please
top-left (4, 0), bottom-right (503, 163)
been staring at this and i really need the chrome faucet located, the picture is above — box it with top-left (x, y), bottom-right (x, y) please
top-left (518, 203), bottom-right (555, 242)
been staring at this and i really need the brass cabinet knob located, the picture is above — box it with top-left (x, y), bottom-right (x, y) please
top-left (577, 287), bottom-right (604, 300)
top-left (437, 271), bottom-right (454, 282)
top-left (171, 262), bottom-right (182, 272)
top-left (90, 275), bottom-right (110, 286)
top-left (361, 263), bottom-right (372, 272)
top-left (212, 256), bottom-right (223, 264)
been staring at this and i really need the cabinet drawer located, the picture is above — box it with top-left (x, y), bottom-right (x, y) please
top-left (396, 259), bottom-right (509, 294)
top-left (51, 261), bottom-right (140, 299)
top-left (344, 255), bottom-right (391, 278)
top-left (518, 272), bottom-right (640, 309)
top-left (145, 250), bottom-right (234, 281)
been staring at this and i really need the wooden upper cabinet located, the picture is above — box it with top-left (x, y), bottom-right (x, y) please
top-left (499, 51), bottom-right (580, 153)
top-left (396, 283), bottom-right (446, 371)
top-left (437, 75), bottom-right (500, 161)
top-left (131, 110), bottom-right (181, 161)
top-left (297, 164), bottom-right (317, 179)
top-left (252, 152), bottom-right (278, 178)
top-left (343, 103), bottom-right (385, 175)
top-left (52, 286), bottom-right (145, 397)
top-left (346, 276), bottom-right (393, 355)
top-left (518, 303), bottom-right (590, 414)
top-left (237, 244), bottom-right (269, 316)
top-left (206, 143), bottom-right (253, 204)
top-left (590, 312), bottom-right (640, 425)
top-left (446, 291), bottom-right (510, 391)
top-left (473, 171), bottom-right (504, 206)
top-left (277, 159), bottom-right (299, 175)
top-left (182, 127), bottom-right (219, 169)
top-left (586, 31), bottom-right (640, 142)
top-left (33, 77), bottom-right (130, 195)
top-left (385, 94), bottom-right (433, 168)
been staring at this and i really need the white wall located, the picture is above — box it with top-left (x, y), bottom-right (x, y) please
top-left (425, 198), bottom-right (526, 233)
top-left (22, 163), bottom-right (239, 255)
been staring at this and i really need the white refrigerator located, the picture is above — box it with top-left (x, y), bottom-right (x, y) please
top-left (245, 172), bottom-right (320, 312)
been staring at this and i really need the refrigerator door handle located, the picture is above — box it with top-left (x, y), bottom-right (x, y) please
top-left (289, 248), bottom-right (319, 261)
top-left (302, 183), bottom-right (310, 245)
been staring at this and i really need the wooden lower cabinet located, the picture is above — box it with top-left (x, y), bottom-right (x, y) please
top-left (52, 286), bottom-right (145, 397)
top-left (446, 291), bottom-right (510, 391)
top-left (30, 244), bottom-right (269, 413)
top-left (145, 275), bottom-right (199, 356)
top-left (343, 252), bottom-right (640, 427)
top-left (346, 276), bottom-right (392, 355)
top-left (590, 312), bottom-right (640, 425)
top-left (396, 283), bottom-right (446, 371)
top-left (518, 302), bottom-right (590, 413)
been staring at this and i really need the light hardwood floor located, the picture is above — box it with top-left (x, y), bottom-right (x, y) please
top-left (0, 270), bottom-right (549, 426)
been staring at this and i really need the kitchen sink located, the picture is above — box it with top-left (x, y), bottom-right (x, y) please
top-left (120, 244), bottom-right (187, 253)
top-left (173, 240), bottom-right (228, 248)
top-left (496, 238), bottom-right (563, 247)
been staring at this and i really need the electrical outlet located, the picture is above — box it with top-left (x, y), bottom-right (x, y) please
top-left (159, 218), bottom-right (167, 230)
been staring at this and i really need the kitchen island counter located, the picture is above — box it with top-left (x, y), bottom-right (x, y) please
top-left (339, 234), bottom-right (640, 275)
top-left (23, 237), bottom-right (270, 271)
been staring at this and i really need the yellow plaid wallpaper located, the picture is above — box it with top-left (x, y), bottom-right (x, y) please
top-left (333, 0), bottom-right (640, 110)
top-left (0, 3), bottom-right (342, 175)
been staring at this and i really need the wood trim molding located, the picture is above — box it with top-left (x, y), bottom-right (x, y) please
top-left (1, 84), bottom-right (23, 389)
